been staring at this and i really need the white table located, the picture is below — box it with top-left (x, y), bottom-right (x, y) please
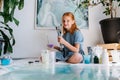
top-left (0, 58), bottom-right (120, 80)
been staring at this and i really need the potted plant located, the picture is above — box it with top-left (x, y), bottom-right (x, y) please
top-left (74, 0), bottom-right (120, 43)
top-left (0, 0), bottom-right (24, 65)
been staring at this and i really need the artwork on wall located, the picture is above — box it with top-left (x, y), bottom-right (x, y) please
top-left (35, 0), bottom-right (88, 29)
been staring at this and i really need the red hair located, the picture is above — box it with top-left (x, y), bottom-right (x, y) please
top-left (62, 12), bottom-right (79, 34)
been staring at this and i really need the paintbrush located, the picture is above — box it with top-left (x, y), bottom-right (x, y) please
top-left (56, 26), bottom-right (63, 51)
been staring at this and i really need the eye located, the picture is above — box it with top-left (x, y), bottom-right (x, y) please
top-left (67, 20), bottom-right (70, 23)
top-left (62, 20), bottom-right (64, 22)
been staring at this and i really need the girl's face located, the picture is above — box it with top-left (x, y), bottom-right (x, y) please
top-left (62, 16), bottom-right (75, 30)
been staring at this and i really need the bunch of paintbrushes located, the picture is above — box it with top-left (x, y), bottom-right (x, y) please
top-left (56, 26), bottom-right (64, 51)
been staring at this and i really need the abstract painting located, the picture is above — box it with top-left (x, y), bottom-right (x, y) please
top-left (35, 0), bottom-right (88, 29)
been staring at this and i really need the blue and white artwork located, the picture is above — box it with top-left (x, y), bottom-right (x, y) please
top-left (36, 0), bottom-right (88, 29)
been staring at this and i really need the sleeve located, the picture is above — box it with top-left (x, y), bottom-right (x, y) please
top-left (74, 30), bottom-right (84, 44)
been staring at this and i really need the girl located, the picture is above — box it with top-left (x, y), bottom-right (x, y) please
top-left (54, 12), bottom-right (84, 64)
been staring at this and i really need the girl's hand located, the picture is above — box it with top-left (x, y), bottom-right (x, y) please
top-left (54, 46), bottom-right (60, 51)
top-left (58, 36), bottom-right (66, 44)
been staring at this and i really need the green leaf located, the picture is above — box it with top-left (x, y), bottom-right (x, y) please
top-left (3, 0), bottom-right (9, 14)
top-left (0, 0), bottom-right (24, 55)
top-left (7, 41), bottom-right (13, 53)
top-left (13, 17), bottom-right (19, 26)
top-left (10, 5), bottom-right (15, 19)
top-left (9, 0), bottom-right (14, 9)
top-left (0, 22), bottom-right (15, 46)
top-left (0, 41), bottom-right (3, 56)
top-left (4, 13), bottom-right (10, 23)
top-left (0, 12), bottom-right (2, 16)
top-left (0, 30), bottom-right (13, 54)
top-left (0, 49), bottom-right (2, 56)
top-left (4, 41), bottom-right (13, 54)
top-left (0, 21), bottom-right (11, 29)
top-left (119, 3), bottom-right (120, 6)
top-left (18, 0), bottom-right (24, 10)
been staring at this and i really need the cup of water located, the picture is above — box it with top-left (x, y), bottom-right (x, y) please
top-left (83, 55), bottom-right (91, 64)
top-left (40, 50), bottom-right (55, 65)
top-left (40, 50), bottom-right (50, 65)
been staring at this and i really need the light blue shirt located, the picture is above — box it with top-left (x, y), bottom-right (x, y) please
top-left (56, 30), bottom-right (84, 61)
top-left (63, 30), bottom-right (84, 54)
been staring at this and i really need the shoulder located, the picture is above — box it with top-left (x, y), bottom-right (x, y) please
top-left (74, 30), bottom-right (83, 38)
top-left (73, 30), bottom-right (84, 42)
top-left (74, 30), bottom-right (82, 35)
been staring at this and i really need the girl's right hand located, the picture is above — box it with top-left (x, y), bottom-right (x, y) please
top-left (58, 36), bottom-right (65, 44)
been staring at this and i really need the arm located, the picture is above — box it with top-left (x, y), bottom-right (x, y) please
top-left (58, 36), bottom-right (80, 53)
top-left (53, 46), bottom-right (61, 51)
top-left (58, 30), bottom-right (84, 53)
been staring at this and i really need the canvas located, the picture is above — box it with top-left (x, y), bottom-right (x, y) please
top-left (35, 0), bottom-right (88, 29)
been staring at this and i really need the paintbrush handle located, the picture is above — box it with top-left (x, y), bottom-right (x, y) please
top-left (56, 26), bottom-right (64, 51)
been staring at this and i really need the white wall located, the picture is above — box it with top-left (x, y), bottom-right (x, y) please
top-left (11, 0), bottom-right (120, 58)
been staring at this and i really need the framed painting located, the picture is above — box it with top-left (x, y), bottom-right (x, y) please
top-left (35, 0), bottom-right (88, 29)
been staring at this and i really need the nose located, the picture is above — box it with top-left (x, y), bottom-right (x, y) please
top-left (64, 22), bottom-right (67, 26)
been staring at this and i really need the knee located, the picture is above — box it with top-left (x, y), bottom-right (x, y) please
top-left (67, 53), bottom-right (83, 64)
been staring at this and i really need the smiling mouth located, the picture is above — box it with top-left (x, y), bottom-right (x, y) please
top-left (64, 25), bottom-right (68, 27)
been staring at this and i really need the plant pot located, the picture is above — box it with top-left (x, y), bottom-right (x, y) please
top-left (99, 18), bottom-right (120, 43)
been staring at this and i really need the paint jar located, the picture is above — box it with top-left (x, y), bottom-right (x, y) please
top-left (47, 44), bottom-right (54, 48)
top-left (111, 50), bottom-right (120, 63)
top-left (1, 54), bottom-right (12, 66)
top-left (87, 46), bottom-right (94, 63)
top-left (1, 58), bottom-right (10, 65)
top-left (47, 44), bottom-right (54, 51)
top-left (83, 55), bottom-right (91, 64)
top-left (94, 55), bottom-right (99, 64)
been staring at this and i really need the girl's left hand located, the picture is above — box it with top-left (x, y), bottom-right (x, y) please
top-left (58, 36), bottom-right (66, 44)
